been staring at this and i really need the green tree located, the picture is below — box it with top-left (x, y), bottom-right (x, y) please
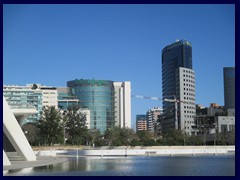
top-left (64, 105), bottom-right (87, 145)
top-left (38, 106), bottom-right (63, 146)
top-left (186, 135), bottom-right (202, 146)
top-left (228, 128), bottom-right (235, 145)
top-left (104, 127), bottom-right (136, 146)
top-left (22, 122), bottom-right (40, 146)
top-left (136, 130), bottom-right (155, 146)
top-left (86, 129), bottom-right (102, 146)
top-left (163, 129), bottom-right (185, 146)
top-left (31, 83), bottom-right (38, 90)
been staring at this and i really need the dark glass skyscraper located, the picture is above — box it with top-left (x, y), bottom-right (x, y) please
top-left (161, 40), bottom-right (196, 134)
top-left (223, 67), bottom-right (235, 110)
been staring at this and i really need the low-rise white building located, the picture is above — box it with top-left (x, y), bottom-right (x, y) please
top-left (217, 116), bottom-right (235, 133)
top-left (27, 84), bottom-right (58, 109)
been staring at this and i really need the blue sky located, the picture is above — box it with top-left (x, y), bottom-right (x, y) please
top-left (3, 4), bottom-right (235, 128)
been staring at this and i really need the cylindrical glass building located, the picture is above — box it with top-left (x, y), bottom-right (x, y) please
top-left (67, 79), bottom-right (115, 133)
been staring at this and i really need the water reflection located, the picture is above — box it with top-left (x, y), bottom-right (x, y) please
top-left (4, 155), bottom-right (235, 176)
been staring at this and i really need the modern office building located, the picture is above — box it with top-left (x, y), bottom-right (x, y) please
top-left (3, 85), bottom-right (43, 124)
top-left (146, 107), bottom-right (162, 133)
top-left (3, 84), bottom-right (59, 124)
top-left (162, 40), bottom-right (196, 135)
top-left (57, 87), bottom-right (79, 110)
top-left (67, 79), bottom-right (131, 133)
top-left (136, 115), bottom-right (147, 131)
top-left (223, 67), bottom-right (235, 110)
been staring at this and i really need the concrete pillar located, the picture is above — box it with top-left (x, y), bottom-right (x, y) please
top-left (3, 97), bottom-right (36, 161)
top-left (3, 150), bottom-right (11, 166)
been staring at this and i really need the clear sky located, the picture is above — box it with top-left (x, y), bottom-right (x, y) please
top-left (3, 4), bottom-right (235, 129)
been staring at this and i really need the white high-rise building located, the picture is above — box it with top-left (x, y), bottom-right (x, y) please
top-left (113, 81), bottom-right (131, 128)
top-left (176, 67), bottom-right (196, 135)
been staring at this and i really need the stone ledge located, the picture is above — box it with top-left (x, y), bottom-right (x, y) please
top-left (3, 156), bottom-right (68, 171)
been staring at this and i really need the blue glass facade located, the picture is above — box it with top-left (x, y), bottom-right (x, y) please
top-left (161, 40), bottom-right (193, 131)
top-left (57, 87), bottom-right (79, 110)
top-left (67, 79), bottom-right (115, 133)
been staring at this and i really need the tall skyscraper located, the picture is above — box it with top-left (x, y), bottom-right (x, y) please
top-left (223, 67), bottom-right (235, 110)
top-left (161, 40), bottom-right (196, 135)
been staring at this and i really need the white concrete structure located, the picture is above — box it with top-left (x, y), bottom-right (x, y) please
top-left (3, 97), bottom-right (37, 166)
top-left (27, 84), bottom-right (58, 109)
top-left (44, 146), bottom-right (234, 157)
top-left (3, 150), bottom-right (11, 166)
top-left (113, 81), bottom-right (131, 128)
top-left (41, 88), bottom-right (58, 109)
top-left (217, 116), bottom-right (235, 133)
top-left (176, 67), bottom-right (196, 135)
top-left (12, 108), bottom-right (38, 125)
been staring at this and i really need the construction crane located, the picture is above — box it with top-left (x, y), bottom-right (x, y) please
top-left (131, 94), bottom-right (187, 130)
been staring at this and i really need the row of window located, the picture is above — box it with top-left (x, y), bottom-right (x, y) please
top-left (183, 70), bottom-right (194, 74)
top-left (43, 96), bottom-right (57, 99)
top-left (183, 83), bottom-right (195, 88)
top-left (183, 97), bottom-right (195, 101)
top-left (183, 74), bottom-right (194, 79)
top-left (184, 115), bottom-right (195, 118)
top-left (221, 118), bottom-right (234, 121)
top-left (183, 92), bottom-right (195, 97)
top-left (184, 110), bottom-right (195, 114)
top-left (43, 92), bottom-right (56, 94)
top-left (43, 101), bottom-right (57, 104)
top-left (184, 120), bottom-right (194, 124)
top-left (184, 106), bottom-right (195, 109)
top-left (4, 91), bottom-right (42, 96)
top-left (183, 79), bottom-right (195, 84)
top-left (183, 88), bottom-right (195, 92)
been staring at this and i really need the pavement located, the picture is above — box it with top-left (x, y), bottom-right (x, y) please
top-left (3, 156), bottom-right (68, 171)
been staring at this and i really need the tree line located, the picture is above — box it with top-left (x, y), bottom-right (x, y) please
top-left (22, 105), bottom-right (234, 147)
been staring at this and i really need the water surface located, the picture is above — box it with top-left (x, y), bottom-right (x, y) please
top-left (5, 154), bottom-right (235, 176)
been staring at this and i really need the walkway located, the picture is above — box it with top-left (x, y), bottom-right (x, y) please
top-left (3, 156), bottom-right (68, 171)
